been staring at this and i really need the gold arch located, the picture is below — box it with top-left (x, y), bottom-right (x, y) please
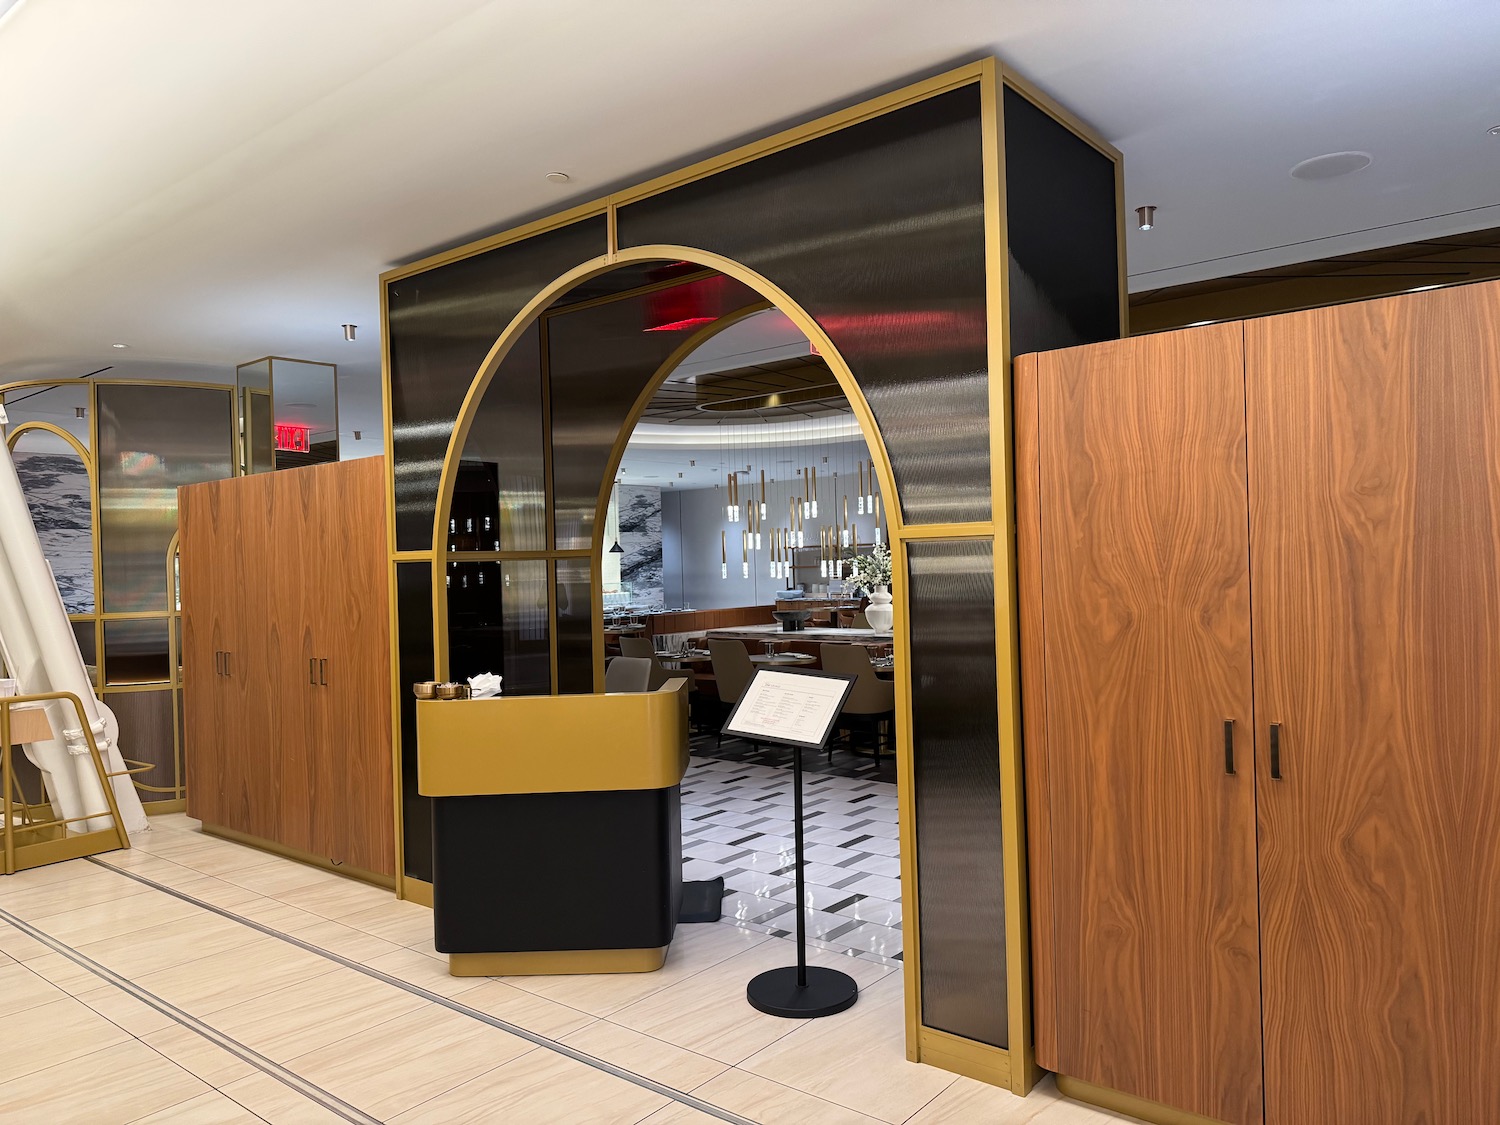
top-left (5, 420), bottom-right (93, 468)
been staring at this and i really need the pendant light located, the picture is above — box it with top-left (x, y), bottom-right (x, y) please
top-left (608, 480), bottom-right (625, 554)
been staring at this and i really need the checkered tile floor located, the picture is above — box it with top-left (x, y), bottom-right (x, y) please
top-left (681, 752), bottom-right (903, 967)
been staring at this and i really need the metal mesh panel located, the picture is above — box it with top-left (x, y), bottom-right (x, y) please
top-left (387, 217), bottom-right (608, 551)
top-left (617, 88), bottom-right (991, 526)
top-left (907, 537), bottom-right (1007, 1046)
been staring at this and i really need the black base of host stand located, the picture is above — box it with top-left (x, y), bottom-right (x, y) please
top-left (745, 741), bottom-right (859, 1018)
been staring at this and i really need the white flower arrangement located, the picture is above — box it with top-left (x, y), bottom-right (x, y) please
top-left (846, 542), bottom-right (893, 589)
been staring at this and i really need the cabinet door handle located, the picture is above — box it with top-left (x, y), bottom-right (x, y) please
top-left (309, 658), bottom-right (316, 686)
top-left (214, 651), bottom-right (221, 676)
top-left (1223, 718), bottom-right (1236, 775)
top-left (1270, 722), bottom-right (1283, 780)
top-left (223, 651), bottom-right (230, 677)
top-left (319, 658), bottom-right (327, 686)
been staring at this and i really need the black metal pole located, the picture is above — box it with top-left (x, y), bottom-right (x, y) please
top-left (792, 743), bottom-right (807, 987)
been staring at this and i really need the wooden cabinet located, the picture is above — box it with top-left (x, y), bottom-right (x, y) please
top-left (1020, 281), bottom-right (1500, 1125)
top-left (181, 457), bottom-right (394, 880)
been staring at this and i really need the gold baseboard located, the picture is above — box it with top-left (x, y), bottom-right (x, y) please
top-left (142, 798), bottom-right (186, 815)
top-left (449, 946), bottom-right (667, 977)
top-left (400, 876), bottom-right (433, 907)
top-left (200, 824), bottom-right (396, 891)
top-left (916, 1026), bottom-right (1012, 1090)
top-left (1055, 1076), bottom-right (1229, 1125)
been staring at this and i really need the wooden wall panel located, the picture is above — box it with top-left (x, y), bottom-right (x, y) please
top-left (1248, 282), bottom-right (1500, 1125)
top-left (178, 483), bottom-right (221, 825)
top-left (273, 466), bottom-right (319, 856)
top-left (1037, 325), bottom-right (1263, 1125)
top-left (1012, 351), bottom-right (1057, 1071)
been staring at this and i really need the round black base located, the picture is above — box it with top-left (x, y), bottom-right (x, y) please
top-left (746, 965), bottom-right (859, 1019)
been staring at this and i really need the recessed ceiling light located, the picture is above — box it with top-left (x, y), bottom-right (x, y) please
top-left (341, 324), bottom-right (357, 341)
top-left (545, 171), bottom-right (571, 184)
top-left (284, 402), bottom-right (316, 409)
top-left (1489, 125), bottom-right (1500, 136)
top-left (111, 343), bottom-right (128, 348)
top-left (1290, 151), bottom-right (1372, 181)
top-left (1135, 205), bottom-right (1157, 231)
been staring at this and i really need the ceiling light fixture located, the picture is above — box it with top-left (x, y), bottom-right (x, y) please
top-left (545, 171), bottom-right (571, 184)
top-left (1488, 125), bottom-right (1500, 136)
top-left (341, 324), bottom-right (357, 341)
top-left (353, 430), bottom-right (362, 440)
top-left (1289, 151), bottom-right (1372, 181)
top-left (1135, 205), bottom-right (1157, 231)
top-left (75, 407), bottom-right (86, 419)
top-left (111, 343), bottom-right (128, 349)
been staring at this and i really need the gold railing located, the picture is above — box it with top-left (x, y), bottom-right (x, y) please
top-left (1, 692), bottom-right (134, 874)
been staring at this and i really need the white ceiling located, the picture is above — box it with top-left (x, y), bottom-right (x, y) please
top-left (4, 0), bottom-right (1500, 449)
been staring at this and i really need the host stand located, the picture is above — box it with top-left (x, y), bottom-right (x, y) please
top-left (723, 667), bottom-right (859, 1018)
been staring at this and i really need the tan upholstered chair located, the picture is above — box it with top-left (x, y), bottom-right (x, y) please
top-left (604, 656), bottom-right (653, 693)
top-left (707, 639), bottom-right (763, 749)
top-left (619, 635), bottom-right (696, 693)
top-left (820, 643), bottom-right (896, 755)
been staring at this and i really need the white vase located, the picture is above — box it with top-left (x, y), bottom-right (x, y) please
top-left (864, 585), bottom-right (894, 631)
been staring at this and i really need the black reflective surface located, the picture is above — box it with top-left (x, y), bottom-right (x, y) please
top-left (907, 538), bottom-right (1007, 1047)
top-left (553, 558), bottom-right (594, 694)
top-left (387, 217), bottom-right (608, 551)
top-left (446, 559), bottom-right (550, 695)
top-left (396, 561), bottom-right (435, 882)
top-left (1003, 87), bottom-right (1122, 354)
top-left (547, 274), bottom-right (759, 549)
top-left (617, 88), bottom-right (991, 526)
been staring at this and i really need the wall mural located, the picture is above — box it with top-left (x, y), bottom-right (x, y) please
top-left (14, 450), bottom-right (94, 614)
top-left (618, 484), bottom-right (663, 611)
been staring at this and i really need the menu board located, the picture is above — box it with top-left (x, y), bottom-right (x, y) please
top-left (723, 668), bottom-right (856, 750)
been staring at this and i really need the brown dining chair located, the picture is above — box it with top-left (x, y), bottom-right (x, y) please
top-left (707, 639), bottom-right (763, 749)
top-left (603, 656), bottom-right (653, 693)
top-left (619, 635), bottom-right (696, 693)
top-left (819, 643), bottom-right (896, 756)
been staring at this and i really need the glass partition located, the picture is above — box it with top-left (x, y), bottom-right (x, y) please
top-left (235, 358), bottom-right (274, 474)
top-left (269, 358), bottom-right (338, 467)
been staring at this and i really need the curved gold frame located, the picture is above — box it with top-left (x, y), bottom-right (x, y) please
top-left (384, 56), bottom-right (1126, 1095)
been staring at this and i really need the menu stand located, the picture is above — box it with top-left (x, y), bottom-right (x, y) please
top-left (723, 667), bottom-right (859, 1018)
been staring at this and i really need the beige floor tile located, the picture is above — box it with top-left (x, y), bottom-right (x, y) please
top-left (286, 1002), bottom-right (535, 1119)
top-left (0, 924), bottom-right (53, 962)
top-left (276, 874), bottom-right (394, 920)
top-left (688, 1068), bottom-right (886, 1125)
top-left (25, 949), bottom-right (104, 995)
top-left (0, 868), bottom-right (153, 919)
top-left (0, 995), bottom-right (132, 1079)
top-left (389, 1046), bottom-right (670, 1125)
top-left (77, 912), bottom-right (256, 978)
top-left (218, 1071), bottom-right (349, 1125)
top-left (231, 897), bottom-right (337, 935)
top-left (363, 945), bottom-right (479, 998)
top-left (208, 964), bottom-right (428, 1062)
top-left (737, 973), bottom-right (951, 1122)
top-left (0, 856), bottom-right (94, 893)
top-left (25, 887), bottom-right (203, 947)
top-left (160, 873), bottom-right (267, 910)
top-left (636, 1104), bottom-right (727, 1124)
top-left (0, 1039), bottom-right (209, 1125)
top-left (221, 859), bottom-right (342, 898)
top-left (77, 982), bottom-right (177, 1037)
top-left (284, 916), bottom-right (407, 963)
top-left (337, 899), bottom-right (435, 948)
top-left (0, 957), bottom-right (69, 1014)
top-left (451, 977), bottom-right (597, 1039)
top-left (511, 920), bottom-right (770, 1017)
top-left (907, 1074), bottom-right (1139, 1124)
top-left (609, 936), bottom-right (894, 1064)
top-left (561, 1019), bottom-right (728, 1092)
top-left (134, 937), bottom-right (338, 1016)
top-left (141, 1023), bottom-right (258, 1088)
top-left (127, 1089), bottom-right (267, 1124)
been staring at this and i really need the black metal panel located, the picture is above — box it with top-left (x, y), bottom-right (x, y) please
top-left (553, 557), bottom-right (593, 694)
top-left (546, 274), bottom-right (759, 549)
top-left (617, 88), bottom-right (991, 526)
top-left (431, 787), bottom-right (681, 953)
top-left (907, 538), bottom-right (1007, 1047)
top-left (1003, 87), bottom-right (1121, 354)
top-left (396, 561), bottom-right (435, 883)
top-left (446, 559), bottom-right (550, 695)
top-left (387, 217), bottom-right (608, 552)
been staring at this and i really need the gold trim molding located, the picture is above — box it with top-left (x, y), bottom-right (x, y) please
top-left (449, 946), bottom-right (667, 977)
top-left (1055, 1076), bottom-right (1230, 1125)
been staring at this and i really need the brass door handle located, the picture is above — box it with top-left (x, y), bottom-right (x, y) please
top-left (309, 658), bottom-right (316, 686)
top-left (319, 658), bottom-right (327, 686)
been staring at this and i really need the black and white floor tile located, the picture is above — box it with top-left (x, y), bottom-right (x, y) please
top-left (681, 750), bottom-right (903, 967)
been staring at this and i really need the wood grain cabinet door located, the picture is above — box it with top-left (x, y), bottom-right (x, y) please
top-left (1037, 324), bottom-right (1264, 1125)
top-left (1247, 283), bottom-right (1500, 1125)
top-left (178, 482), bottom-right (224, 826)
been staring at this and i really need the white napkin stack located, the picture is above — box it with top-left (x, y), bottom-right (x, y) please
top-left (467, 673), bottom-right (503, 699)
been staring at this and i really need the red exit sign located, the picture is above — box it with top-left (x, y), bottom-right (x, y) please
top-left (275, 424), bottom-right (311, 453)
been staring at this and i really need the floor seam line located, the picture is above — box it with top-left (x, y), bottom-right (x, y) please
top-left (87, 856), bottom-right (760, 1125)
top-left (0, 903), bottom-right (379, 1125)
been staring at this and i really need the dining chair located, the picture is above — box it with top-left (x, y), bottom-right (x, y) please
top-left (707, 639), bottom-right (762, 749)
top-left (819, 643), bottom-right (896, 756)
top-left (603, 656), bottom-right (653, 693)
